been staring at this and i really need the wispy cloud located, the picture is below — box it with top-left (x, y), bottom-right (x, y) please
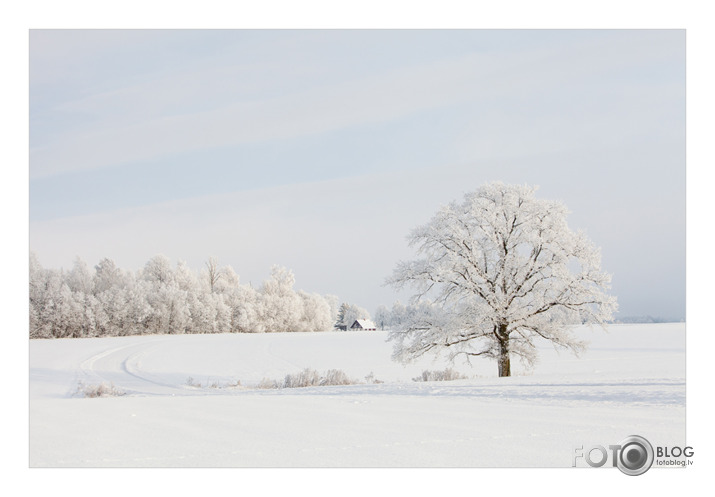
top-left (30, 53), bottom-right (487, 178)
top-left (31, 30), bottom-right (682, 179)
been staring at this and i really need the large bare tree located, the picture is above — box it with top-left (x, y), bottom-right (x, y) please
top-left (387, 182), bottom-right (617, 377)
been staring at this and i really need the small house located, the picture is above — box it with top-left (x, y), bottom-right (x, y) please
top-left (350, 319), bottom-right (376, 331)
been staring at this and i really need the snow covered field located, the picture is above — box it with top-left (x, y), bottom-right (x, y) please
top-left (29, 323), bottom-right (685, 467)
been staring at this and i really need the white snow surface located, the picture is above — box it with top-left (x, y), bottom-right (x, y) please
top-left (29, 323), bottom-right (685, 467)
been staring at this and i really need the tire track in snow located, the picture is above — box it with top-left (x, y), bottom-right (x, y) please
top-left (77, 338), bottom-right (182, 396)
top-left (119, 342), bottom-right (189, 394)
top-left (77, 340), bottom-right (142, 387)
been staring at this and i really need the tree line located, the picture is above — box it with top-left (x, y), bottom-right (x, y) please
top-left (29, 253), bottom-right (345, 339)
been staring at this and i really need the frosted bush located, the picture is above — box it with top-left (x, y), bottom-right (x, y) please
top-left (412, 368), bottom-right (467, 382)
top-left (186, 377), bottom-right (243, 389)
top-left (320, 369), bottom-right (354, 386)
top-left (255, 368), bottom-right (359, 389)
top-left (77, 381), bottom-right (125, 398)
top-left (185, 376), bottom-right (201, 388)
top-left (283, 368), bottom-right (322, 388)
top-left (365, 372), bottom-right (384, 384)
top-left (257, 378), bottom-right (280, 389)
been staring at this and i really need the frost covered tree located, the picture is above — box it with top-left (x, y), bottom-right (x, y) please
top-left (143, 254), bottom-right (174, 286)
top-left (259, 265), bottom-right (303, 333)
top-left (390, 301), bottom-right (407, 329)
top-left (29, 252), bottom-right (56, 338)
top-left (142, 255), bottom-right (190, 334)
top-left (229, 284), bottom-right (263, 333)
top-left (335, 302), bottom-right (349, 329)
top-left (66, 257), bottom-right (94, 295)
top-left (204, 256), bottom-right (222, 293)
top-left (387, 182), bottom-right (617, 377)
top-left (324, 294), bottom-right (340, 325)
top-left (373, 305), bottom-right (391, 330)
top-left (297, 291), bottom-right (333, 332)
top-left (93, 258), bottom-right (124, 295)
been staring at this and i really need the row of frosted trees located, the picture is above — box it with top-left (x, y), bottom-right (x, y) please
top-left (29, 253), bottom-right (341, 339)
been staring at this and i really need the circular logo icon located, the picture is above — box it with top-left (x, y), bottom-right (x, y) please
top-left (617, 435), bottom-right (654, 476)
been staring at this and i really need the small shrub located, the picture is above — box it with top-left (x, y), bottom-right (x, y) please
top-left (283, 368), bottom-right (322, 388)
top-left (77, 381), bottom-right (125, 398)
top-left (321, 369), bottom-right (354, 386)
top-left (186, 377), bottom-right (244, 389)
top-left (257, 377), bottom-right (280, 389)
top-left (256, 368), bottom-right (360, 390)
top-left (186, 376), bottom-right (201, 388)
top-left (412, 368), bottom-right (468, 382)
top-left (365, 372), bottom-right (383, 384)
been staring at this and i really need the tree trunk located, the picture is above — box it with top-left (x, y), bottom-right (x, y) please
top-left (497, 324), bottom-right (511, 377)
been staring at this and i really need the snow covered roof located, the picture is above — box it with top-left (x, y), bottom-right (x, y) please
top-left (351, 319), bottom-right (376, 330)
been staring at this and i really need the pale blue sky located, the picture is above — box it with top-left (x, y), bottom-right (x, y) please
top-left (29, 29), bottom-right (685, 319)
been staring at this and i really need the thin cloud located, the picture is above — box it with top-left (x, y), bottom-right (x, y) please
top-left (31, 30), bottom-right (682, 179)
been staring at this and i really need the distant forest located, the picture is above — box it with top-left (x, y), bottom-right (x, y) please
top-left (29, 253), bottom-right (345, 339)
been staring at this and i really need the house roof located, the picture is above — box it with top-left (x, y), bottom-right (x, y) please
top-left (352, 319), bottom-right (376, 329)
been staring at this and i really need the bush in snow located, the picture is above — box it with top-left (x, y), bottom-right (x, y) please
top-left (185, 376), bottom-right (201, 388)
top-left (76, 381), bottom-right (126, 398)
top-left (412, 368), bottom-right (468, 382)
top-left (319, 369), bottom-right (355, 386)
top-left (185, 377), bottom-right (243, 389)
top-left (364, 371), bottom-right (384, 384)
top-left (257, 378), bottom-right (281, 389)
top-left (255, 368), bottom-right (359, 389)
top-left (283, 368), bottom-right (359, 388)
top-left (283, 368), bottom-right (322, 388)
